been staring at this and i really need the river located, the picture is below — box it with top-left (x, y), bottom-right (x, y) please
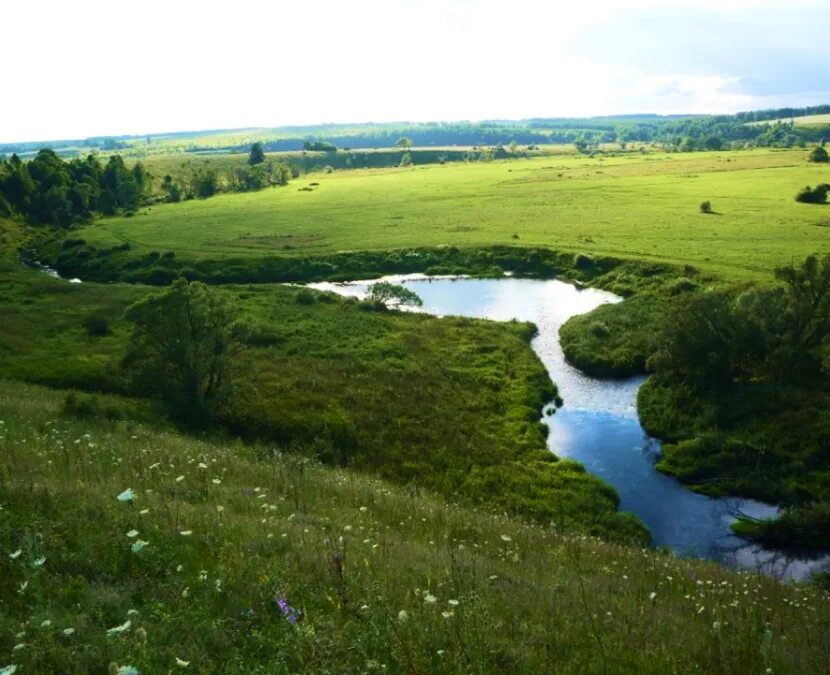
top-left (310, 275), bottom-right (830, 582)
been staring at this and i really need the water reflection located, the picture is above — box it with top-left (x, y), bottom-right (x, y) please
top-left (310, 276), bottom-right (830, 581)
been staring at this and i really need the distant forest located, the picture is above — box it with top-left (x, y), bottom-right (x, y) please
top-left (2, 105), bottom-right (829, 160)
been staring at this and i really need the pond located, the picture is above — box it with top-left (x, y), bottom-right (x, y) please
top-left (310, 275), bottom-right (830, 581)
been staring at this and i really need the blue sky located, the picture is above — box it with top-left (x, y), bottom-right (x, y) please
top-left (2, 0), bottom-right (829, 142)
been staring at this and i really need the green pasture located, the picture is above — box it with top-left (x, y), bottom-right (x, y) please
top-left (75, 148), bottom-right (830, 281)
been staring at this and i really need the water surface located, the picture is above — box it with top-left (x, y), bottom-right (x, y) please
top-left (313, 276), bottom-right (829, 580)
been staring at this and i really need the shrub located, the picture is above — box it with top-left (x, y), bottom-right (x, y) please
top-left (795, 184), bottom-right (830, 204)
top-left (295, 289), bottom-right (317, 305)
top-left (573, 253), bottom-right (594, 270)
top-left (667, 277), bottom-right (699, 294)
top-left (588, 321), bottom-right (610, 338)
top-left (83, 314), bottom-right (111, 337)
top-left (809, 146), bottom-right (829, 163)
top-left (699, 201), bottom-right (713, 214)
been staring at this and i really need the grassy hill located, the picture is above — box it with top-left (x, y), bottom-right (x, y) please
top-left (1, 380), bottom-right (828, 674)
top-left (747, 114), bottom-right (830, 128)
top-left (41, 148), bottom-right (830, 284)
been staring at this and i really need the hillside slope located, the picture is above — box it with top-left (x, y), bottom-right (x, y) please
top-left (0, 381), bottom-right (828, 674)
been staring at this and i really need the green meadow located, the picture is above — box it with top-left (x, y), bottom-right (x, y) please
top-left (1, 380), bottom-right (828, 674)
top-left (63, 148), bottom-right (830, 282)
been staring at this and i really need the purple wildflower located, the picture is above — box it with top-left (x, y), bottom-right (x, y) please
top-left (277, 595), bottom-right (302, 624)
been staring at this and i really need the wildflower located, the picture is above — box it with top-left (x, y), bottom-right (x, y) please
top-left (448, 599), bottom-right (459, 606)
top-left (117, 488), bottom-right (135, 503)
top-left (33, 556), bottom-right (46, 567)
top-left (180, 530), bottom-right (192, 536)
top-left (62, 628), bottom-right (75, 637)
top-left (8, 549), bottom-right (21, 560)
top-left (117, 667), bottom-right (139, 675)
top-left (198, 463), bottom-right (208, 469)
top-left (359, 506), bottom-right (368, 512)
top-left (423, 593), bottom-right (437, 604)
top-left (500, 534), bottom-right (512, 542)
top-left (40, 620), bottom-right (52, 628)
top-left (126, 530), bottom-right (139, 538)
top-left (12, 645), bottom-right (25, 652)
top-left (139, 509), bottom-right (150, 515)
top-left (0, 666), bottom-right (17, 675)
top-left (131, 540), bottom-right (149, 554)
top-left (106, 620), bottom-right (131, 637)
top-left (216, 505), bottom-right (224, 513)
top-left (649, 592), bottom-right (657, 602)
top-left (18, 581), bottom-right (28, 594)
top-left (175, 658), bottom-right (190, 668)
top-left (181, 587), bottom-right (190, 598)
top-left (127, 609), bottom-right (139, 617)
top-left (175, 475), bottom-right (185, 483)
top-left (277, 595), bottom-right (302, 624)
top-left (397, 610), bottom-right (409, 623)
top-left (212, 479), bottom-right (221, 485)
top-left (441, 611), bottom-right (453, 619)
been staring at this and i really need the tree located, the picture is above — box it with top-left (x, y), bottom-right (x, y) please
top-left (395, 137), bottom-right (413, 149)
top-left (368, 282), bottom-right (422, 307)
top-left (122, 279), bottom-right (249, 426)
top-left (809, 145), bottom-right (829, 163)
top-left (248, 142), bottom-right (266, 166)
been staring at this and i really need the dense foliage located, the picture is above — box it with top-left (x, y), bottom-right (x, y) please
top-left (560, 254), bottom-right (830, 551)
top-left (0, 148), bottom-right (293, 225)
top-left (0, 150), bottom-right (148, 225)
top-left (122, 280), bottom-right (250, 427)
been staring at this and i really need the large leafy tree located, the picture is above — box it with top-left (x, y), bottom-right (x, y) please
top-left (122, 279), bottom-right (250, 426)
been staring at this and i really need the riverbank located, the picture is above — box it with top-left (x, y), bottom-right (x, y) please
top-left (313, 275), bottom-right (830, 580)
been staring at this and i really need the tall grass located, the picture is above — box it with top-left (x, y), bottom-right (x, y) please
top-left (0, 381), bottom-right (828, 673)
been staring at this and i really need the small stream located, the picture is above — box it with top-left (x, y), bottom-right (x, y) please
top-left (311, 275), bottom-right (830, 581)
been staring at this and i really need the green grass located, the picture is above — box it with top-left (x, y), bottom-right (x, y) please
top-left (56, 148), bottom-right (830, 282)
top-left (1, 221), bottom-right (646, 544)
top-left (747, 114), bottom-right (830, 128)
top-left (1, 380), bottom-right (828, 674)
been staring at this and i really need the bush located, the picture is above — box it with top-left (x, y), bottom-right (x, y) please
top-left (809, 146), bottom-right (829, 163)
top-left (573, 253), bottom-right (594, 271)
top-left (699, 200), bottom-right (713, 214)
top-left (667, 277), bottom-right (699, 294)
top-left (795, 184), bottom-right (830, 204)
top-left (295, 289), bottom-right (317, 305)
top-left (83, 314), bottom-right (111, 337)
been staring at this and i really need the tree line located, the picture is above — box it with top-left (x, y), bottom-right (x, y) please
top-left (0, 144), bottom-right (293, 226)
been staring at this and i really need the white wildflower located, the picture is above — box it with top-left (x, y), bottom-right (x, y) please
top-left (117, 488), bottom-right (135, 503)
top-left (106, 619), bottom-right (131, 637)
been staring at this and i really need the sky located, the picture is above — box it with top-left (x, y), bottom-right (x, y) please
top-left (2, 0), bottom-right (829, 143)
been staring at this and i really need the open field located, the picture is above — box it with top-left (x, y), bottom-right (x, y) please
top-left (66, 148), bottom-right (830, 282)
top-left (747, 114), bottom-right (830, 128)
top-left (1, 380), bottom-right (828, 673)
